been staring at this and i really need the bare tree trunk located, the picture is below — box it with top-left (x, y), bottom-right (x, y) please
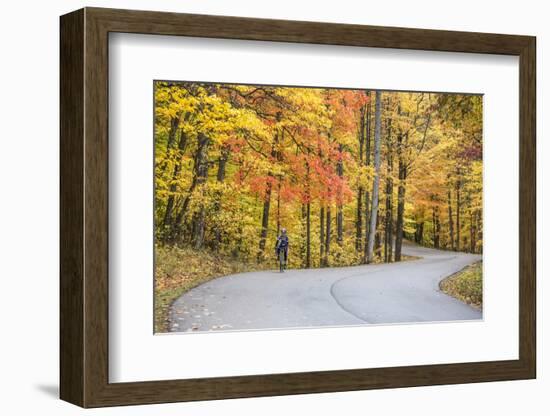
top-left (447, 188), bottom-right (455, 251)
top-left (364, 190), bottom-right (370, 263)
top-left (356, 105), bottom-right (365, 252)
top-left (385, 191), bottom-right (393, 262)
top-left (276, 178), bottom-right (281, 237)
top-left (477, 210), bottom-right (483, 254)
top-left (363, 91), bottom-right (372, 263)
top-left (374, 207), bottom-right (382, 258)
top-left (366, 91), bottom-right (382, 263)
top-left (470, 210), bottom-right (476, 253)
top-left (301, 204), bottom-right (307, 267)
top-left (432, 206), bottom-right (441, 249)
top-left (320, 206), bottom-right (325, 266)
top-left (432, 207), bottom-right (437, 248)
top-left (415, 221), bottom-right (424, 244)
top-left (456, 178), bottom-right (461, 251)
top-left (213, 145), bottom-right (230, 247)
top-left (324, 205), bottom-right (331, 266)
top-left (192, 133), bottom-right (211, 249)
top-left (258, 184), bottom-right (272, 259)
top-left (305, 160), bottom-right (311, 268)
top-left (336, 144), bottom-right (344, 247)
top-left (436, 208), bottom-right (441, 249)
top-left (394, 131), bottom-right (407, 262)
top-left (356, 188), bottom-right (363, 252)
top-left (306, 201), bottom-right (311, 268)
top-left (384, 115), bottom-right (393, 263)
top-left (275, 130), bottom-right (284, 238)
top-left (394, 172), bottom-right (406, 261)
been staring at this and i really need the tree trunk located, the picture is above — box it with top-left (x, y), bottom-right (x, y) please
top-left (356, 187), bottom-right (363, 252)
top-left (192, 133), bottom-right (211, 249)
top-left (301, 205), bottom-right (307, 267)
top-left (374, 207), bottom-right (382, 258)
top-left (158, 113), bottom-right (186, 176)
top-left (216, 147), bottom-right (229, 182)
top-left (258, 183), bottom-right (272, 259)
top-left (432, 206), bottom-right (440, 249)
top-left (384, 116), bottom-right (393, 263)
top-left (363, 91), bottom-right (372, 263)
top-left (305, 160), bottom-right (311, 268)
top-left (470, 210), bottom-right (476, 253)
top-left (275, 130), bottom-right (284, 238)
top-left (336, 144), bottom-right (344, 247)
top-left (213, 145), bottom-right (230, 247)
top-left (320, 206), bottom-right (325, 266)
top-left (356, 105), bottom-right (366, 252)
top-left (161, 128), bottom-right (189, 236)
top-left (166, 115), bottom-right (180, 152)
top-left (172, 131), bottom-right (208, 241)
top-left (324, 205), bottom-right (331, 266)
top-left (384, 188), bottom-right (393, 262)
top-left (447, 187), bottom-right (455, 250)
top-left (306, 201), bottom-right (311, 268)
top-left (276, 179), bottom-right (281, 237)
top-left (432, 207), bottom-right (437, 248)
top-left (363, 190), bottom-right (370, 263)
top-left (456, 178), bottom-right (461, 251)
top-left (394, 171), bottom-right (406, 261)
top-left (359, 104), bottom-right (366, 164)
top-left (394, 130), bottom-right (407, 262)
top-left (477, 210), bottom-right (483, 254)
top-left (414, 221), bottom-right (424, 244)
top-left (366, 91), bottom-right (382, 263)
top-left (258, 130), bottom-right (280, 260)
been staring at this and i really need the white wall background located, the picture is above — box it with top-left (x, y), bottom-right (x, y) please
top-left (0, 0), bottom-right (545, 414)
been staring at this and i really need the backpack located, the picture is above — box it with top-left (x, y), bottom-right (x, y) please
top-left (277, 235), bottom-right (289, 249)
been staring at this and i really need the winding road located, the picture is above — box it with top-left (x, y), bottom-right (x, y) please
top-left (169, 242), bottom-right (482, 333)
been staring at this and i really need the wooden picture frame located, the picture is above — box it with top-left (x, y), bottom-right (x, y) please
top-left (60, 7), bottom-right (536, 408)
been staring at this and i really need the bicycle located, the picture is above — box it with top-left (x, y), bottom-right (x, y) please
top-left (278, 249), bottom-right (287, 273)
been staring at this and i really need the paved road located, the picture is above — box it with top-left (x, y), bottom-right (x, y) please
top-left (169, 242), bottom-right (482, 333)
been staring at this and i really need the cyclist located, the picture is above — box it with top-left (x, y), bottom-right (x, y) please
top-left (275, 228), bottom-right (289, 270)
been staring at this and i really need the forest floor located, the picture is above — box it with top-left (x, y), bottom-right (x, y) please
top-left (439, 261), bottom-right (483, 310)
top-left (167, 242), bottom-right (482, 333)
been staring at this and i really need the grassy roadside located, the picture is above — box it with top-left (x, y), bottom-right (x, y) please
top-left (439, 261), bottom-right (483, 310)
top-left (154, 246), bottom-right (273, 333)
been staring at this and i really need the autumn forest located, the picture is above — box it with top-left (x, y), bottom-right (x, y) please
top-left (154, 81), bottom-right (483, 272)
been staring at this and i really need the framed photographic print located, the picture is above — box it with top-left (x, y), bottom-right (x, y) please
top-left (60, 7), bottom-right (536, 408)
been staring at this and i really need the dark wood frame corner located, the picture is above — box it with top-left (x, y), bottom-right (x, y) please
top-left (60, 7), bottom-right (536, 408)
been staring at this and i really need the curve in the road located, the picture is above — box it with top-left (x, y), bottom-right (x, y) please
top-left (168, 242), bottom-right (482, 333)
